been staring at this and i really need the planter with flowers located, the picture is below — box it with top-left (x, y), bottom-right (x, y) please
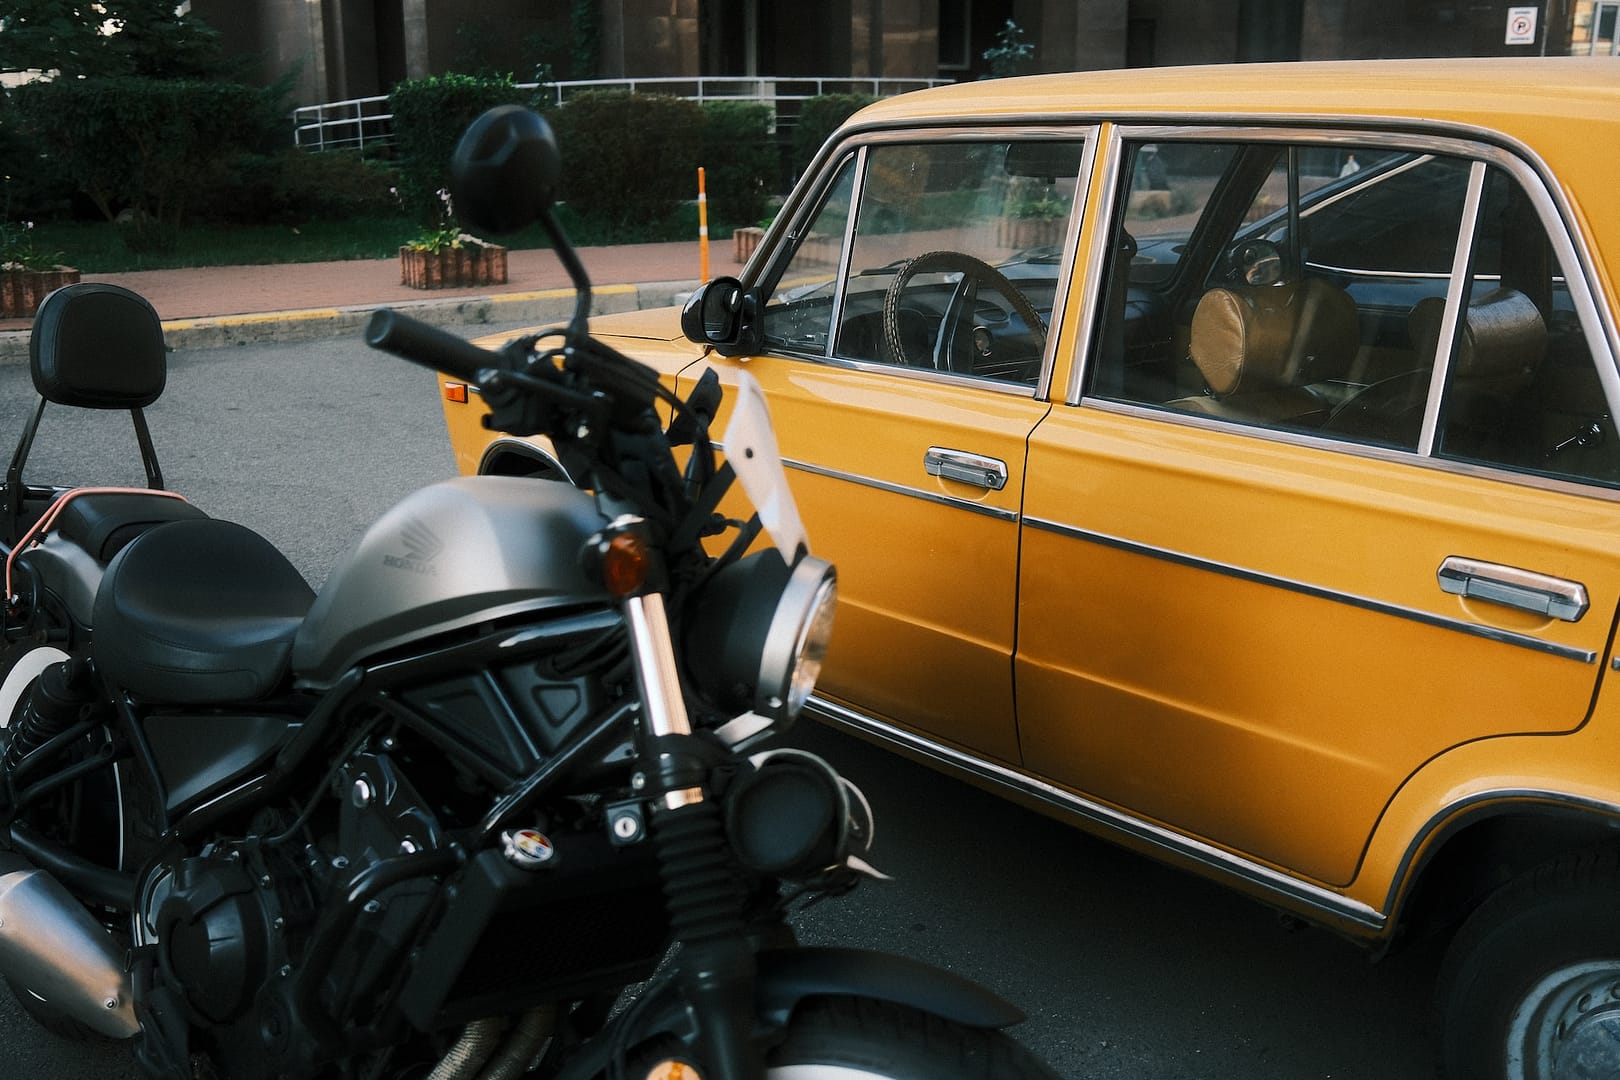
top-left (398, 188), bottom-right (507, 290)
top-left (1, 220), bottom-right (78, 319)
top-left (400, 227), bottom-right (508, 290)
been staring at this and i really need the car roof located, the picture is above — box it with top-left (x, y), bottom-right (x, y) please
top-left (845, 58), bottom-right (1620, 316)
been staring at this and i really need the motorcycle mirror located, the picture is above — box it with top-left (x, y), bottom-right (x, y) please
top-left (450, 105), bottom-right (561, 237)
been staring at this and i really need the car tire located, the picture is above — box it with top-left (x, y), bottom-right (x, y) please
top-left (1436, 846), bottom-right (1620, 1080)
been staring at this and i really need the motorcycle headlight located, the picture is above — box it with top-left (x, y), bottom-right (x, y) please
top-left (686, 549), bottom-right (836, 727)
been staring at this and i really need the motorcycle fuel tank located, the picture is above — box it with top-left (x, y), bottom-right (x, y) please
top-left (291, 476), bottom-right (614, 686)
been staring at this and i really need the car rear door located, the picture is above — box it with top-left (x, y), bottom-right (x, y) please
top-left (1014, 127), bottom-right (1620, 887)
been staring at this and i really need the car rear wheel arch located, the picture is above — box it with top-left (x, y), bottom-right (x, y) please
top-left (1387, 802), bottom-right (1620, 948)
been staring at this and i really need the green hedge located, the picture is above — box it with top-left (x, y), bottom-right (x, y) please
top-left (548, 90), bottom-right (704, 232)
top-left (698, 101), bottom-right (776, 228)
top-left (389, 73), bottom-right (535, 228)
top-left (791, 93), bottom-right (875, 179)
top-left (11, 77), bottom-right (280, 249)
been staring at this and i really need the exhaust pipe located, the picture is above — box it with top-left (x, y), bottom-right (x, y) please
top-left (0, 856), bottom-right (138, 1039)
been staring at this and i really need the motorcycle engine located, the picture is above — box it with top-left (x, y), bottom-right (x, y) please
top-left (134, 744), bottom-right (447, 1079)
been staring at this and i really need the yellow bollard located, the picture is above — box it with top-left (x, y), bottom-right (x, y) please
top-left (698, 167), bottom-right (710, 282)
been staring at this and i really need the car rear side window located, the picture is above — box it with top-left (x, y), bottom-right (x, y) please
top-left (1086, 134), bottom-right (1620, 488)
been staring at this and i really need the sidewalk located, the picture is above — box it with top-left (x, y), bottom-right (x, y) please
top-left (0, 239), bottom-right (718, 362)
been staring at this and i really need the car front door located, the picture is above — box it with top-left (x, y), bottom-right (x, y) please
top-left (1015, 129), bottom-right (1620, 888)
top-left (693, 133), bottom-right (1089, 764)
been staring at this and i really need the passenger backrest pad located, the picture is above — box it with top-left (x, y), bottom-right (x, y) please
top-left (30, 283), bottom-right (166, 409)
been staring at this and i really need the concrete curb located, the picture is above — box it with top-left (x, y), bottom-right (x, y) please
top-left (0, 279), bottom-right (702, 363)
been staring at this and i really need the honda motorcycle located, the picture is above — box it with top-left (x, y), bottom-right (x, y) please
top-left (0, 106), bottom-right (1059, 1080)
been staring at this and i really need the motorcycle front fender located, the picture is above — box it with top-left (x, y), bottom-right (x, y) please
top-left (551, 945), bottom-right (1023, 1080)
top-left (752, 946), bottom-right (1024, 1030)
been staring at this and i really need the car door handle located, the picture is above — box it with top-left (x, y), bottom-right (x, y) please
top-left (924, 447), bottom-right (1008, 491)
top-left (1437, 556), bottom-right (1589, 622)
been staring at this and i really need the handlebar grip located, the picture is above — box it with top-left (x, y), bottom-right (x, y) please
top-left (365, 308), bottom-right (500, 385)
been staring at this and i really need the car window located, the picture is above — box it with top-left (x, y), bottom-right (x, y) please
top-left (1087, 135), bottom-right (1620, 488)
top-left (762, 137), bottom-right (1085, 386)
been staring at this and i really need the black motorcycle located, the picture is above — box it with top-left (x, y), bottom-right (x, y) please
top-left (0, 107), bottom-right (1058, 1080)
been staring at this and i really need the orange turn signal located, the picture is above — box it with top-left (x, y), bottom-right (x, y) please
top-left (443, 382), bottom-right (468, 404)
top-left (601, 532), bottom-right (650, 597)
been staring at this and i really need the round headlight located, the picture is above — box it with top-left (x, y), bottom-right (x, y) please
top-left (685, 549), bottom-right (837, 725)
top-left (760, 555), bottom-right (837, 720)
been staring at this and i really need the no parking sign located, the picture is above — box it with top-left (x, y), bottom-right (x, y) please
top-left (1506, 5), bottom-right (1539, 44)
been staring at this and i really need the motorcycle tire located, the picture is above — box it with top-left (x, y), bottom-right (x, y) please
top-left (630, 995), bottom-right (1063, 1080)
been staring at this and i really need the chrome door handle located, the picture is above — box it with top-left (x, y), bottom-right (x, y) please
top-left (924, 447), bottom-right (1008, 491)
top-left (1437, 556), bottom-right (1589, 622)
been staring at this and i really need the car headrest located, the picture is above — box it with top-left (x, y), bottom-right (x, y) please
top-left (30, 283), bottom-right (166, 409)
top-left (1189, 279), bottom-right (1358, 396)
top-left (1408, 288), bottom-right (1545, 382)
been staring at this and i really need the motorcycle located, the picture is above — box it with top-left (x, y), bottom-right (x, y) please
top-left (0, 106), bottom-right (1059, 1080)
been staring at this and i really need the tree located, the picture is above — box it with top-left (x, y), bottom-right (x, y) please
top-left (0, 0), bottom-right (225, 79)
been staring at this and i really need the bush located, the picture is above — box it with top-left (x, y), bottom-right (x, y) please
top-left (790, 93), bottom-right (875, 179)
top-left (388, 73), bottom-right (536, 228)
top-left (699, 101), bottom-right (777, 227)
top-left (11, 77), bottom-right (281, 244)
top-left (191, 149), bottom-right (401, 225)
top-left (549, 90), bottom-right (703, 232)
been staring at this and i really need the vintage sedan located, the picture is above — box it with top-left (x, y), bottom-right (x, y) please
top-left (442, 59), bottom-right (1620, 1080)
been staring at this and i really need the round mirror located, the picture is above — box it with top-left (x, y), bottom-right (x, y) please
top-left (450, 106), bottom-right (561, 237)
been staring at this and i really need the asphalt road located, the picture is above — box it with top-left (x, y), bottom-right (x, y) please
top-left (0, 327), bottom-right (1443, 1079)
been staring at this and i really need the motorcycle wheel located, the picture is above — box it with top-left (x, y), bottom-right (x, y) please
top-left (632, 996), bottom-right (1063, 1080)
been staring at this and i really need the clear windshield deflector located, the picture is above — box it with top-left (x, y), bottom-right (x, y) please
top-left (723, 371), bottom-right (809, 562)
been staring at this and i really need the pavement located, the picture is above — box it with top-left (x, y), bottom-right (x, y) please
top-left (0, 238), bottom-right (720, 362)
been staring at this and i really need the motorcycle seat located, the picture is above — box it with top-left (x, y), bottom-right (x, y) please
top-left (92, 518), bottom-right (316, 704)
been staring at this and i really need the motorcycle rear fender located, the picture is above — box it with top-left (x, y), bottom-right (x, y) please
top-left (552, 945), bottom-right (1023, 1080)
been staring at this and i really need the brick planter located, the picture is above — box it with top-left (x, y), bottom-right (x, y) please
top-left (1, 266), bottom-right (81, 319)
top-left (399, 243), bottom-right (508, 289)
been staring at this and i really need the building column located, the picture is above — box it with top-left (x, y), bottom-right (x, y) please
top-left (402, 0), bottom-right (430, 79)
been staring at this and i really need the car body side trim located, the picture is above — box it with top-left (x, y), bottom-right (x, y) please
top-left (778, 455), bottom-right (1021, 523)
top-left (1026, 517), bottom-right (1598, 664)
top-left (806, 694), bottom-right (1386, 932)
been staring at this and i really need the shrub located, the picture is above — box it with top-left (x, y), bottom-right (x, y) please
top-left (192, 149), bottom-right (401, 225)
top-left (11, 77), bottom-right (281, 248)
top-left (549, 90), bottom-right (703, 231)
top-left (699, 101), bottom-right (777, 227)
top-left (790, 93), bottom-right (875, 180)
top-left (388, 73), bottom-right (535, 228)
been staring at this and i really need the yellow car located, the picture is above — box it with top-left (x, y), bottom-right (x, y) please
top-left (444, 58), bottom-right (1620, 1080)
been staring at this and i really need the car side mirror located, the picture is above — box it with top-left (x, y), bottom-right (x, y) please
top-left (682, 278), bottom-right (761, 357)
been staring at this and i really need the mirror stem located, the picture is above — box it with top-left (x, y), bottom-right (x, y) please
top-left (538, 204), bottom-right (592, 343)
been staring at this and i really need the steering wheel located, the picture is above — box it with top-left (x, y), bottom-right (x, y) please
top-left (880, 251), bottom-right (1048, 374)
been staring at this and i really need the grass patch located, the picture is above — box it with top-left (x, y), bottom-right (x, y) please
top-left (32, 204), bottom-right (734, 274)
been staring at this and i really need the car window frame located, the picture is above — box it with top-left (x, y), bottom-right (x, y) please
top-left (752, 124), bottom-right (1101, 401)
top-left (1068, 122), bottom-right (1620, 498)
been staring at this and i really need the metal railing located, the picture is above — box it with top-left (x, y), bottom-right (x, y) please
top-left (292, 75), bottom-right (950, 152)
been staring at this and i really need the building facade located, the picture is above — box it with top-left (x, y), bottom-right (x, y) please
top-left (190, 0), bottom-right (1614, 109)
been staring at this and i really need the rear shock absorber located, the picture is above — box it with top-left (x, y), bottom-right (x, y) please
top-left (4, 656), bottom-right (95, 769)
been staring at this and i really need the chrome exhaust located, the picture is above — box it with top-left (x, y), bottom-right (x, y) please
top-left (0, 860), bottom-right (138, 1038)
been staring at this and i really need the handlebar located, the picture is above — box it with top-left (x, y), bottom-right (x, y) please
top-left (365, 308), bottom-right (499, 385)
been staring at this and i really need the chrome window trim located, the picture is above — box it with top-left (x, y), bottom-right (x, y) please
top-left (806, 694), bottom-right (1386, 933)
top-left (764, 125), bottom-right (1094, 402)
top-left (1080, 395), bottom-right (1620, 504)
top-left (1026, 516), bottom-right (1597, 664)
top-left (1065, 124), bottom-right (1620, 447)
top-left (1416, 160), bottom-right (1488, 456)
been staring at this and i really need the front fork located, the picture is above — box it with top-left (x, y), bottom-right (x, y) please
top-left (624, 593), bottom-right (766, 1080)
